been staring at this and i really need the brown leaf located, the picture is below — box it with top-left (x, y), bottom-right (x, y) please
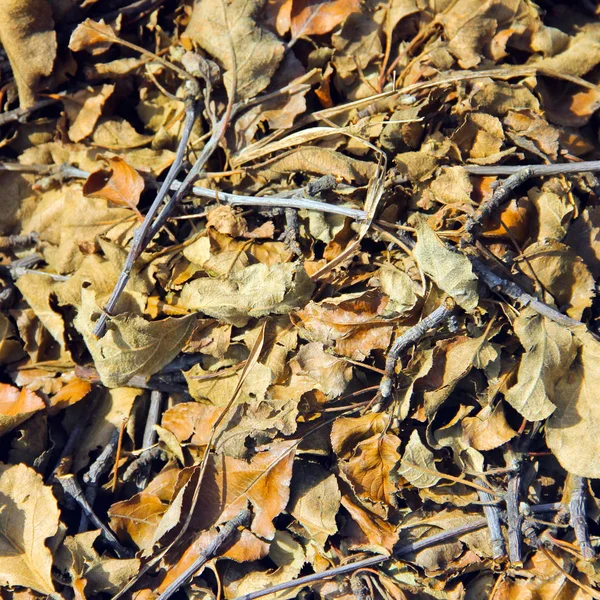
top-left (0, 0), bottom-right (56, 108)
top-left (109, 493), bottom-right (168, 550)
top-left (75, 288), bottom-right (197, 388)
top-left (0, 463), bottom-right (60, 595)
top-left (340, 432), bottom-right (401, 507)
top-left (292, 290), bottom-right (393, 360)
top-left (565, 206), bottom-right (600, 279)
top-left (331, 412), bottom-right (390, 460)
top-left (504, 308), bottom-right (577, 421)
top-left (0, 383), bottom-right (45, 437)
top-left (547, 329), bottom-right (600, 478)
top-left (63, 84), bottom-right (116, 143)
top-left (517, 239), bottom-right (596, 320)
top-left (290, 0), bottom-right (360, 37)
top-left (83, 156), bottom-right (145, 210)
top-left (184, 0), bottom-right (284, 101)
top-left (68, 18), bottom-right (118, 55)
top-left (413, 216), bottom-right (479, 311)
top-left (288, 461), bottom-right (340, 546)
top-left (461, 403), bottom-right (516, 451)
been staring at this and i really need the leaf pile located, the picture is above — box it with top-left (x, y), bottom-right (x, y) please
top-left (0, 0), bottom-right (600, 599)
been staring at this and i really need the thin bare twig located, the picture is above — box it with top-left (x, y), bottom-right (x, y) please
top-left (92, 100), bottom-right (198, 337)
top-left (157, 509), bottom-right (251, 600)
top-left (79, 430), bottom-right (120, 532)
top-left (469, 257), bottom-right (582, 328)
top-left (464, 160), bottom-right (600, 177)
top-left (135, 390), bottom-right (163, 490)
top-left (570, 475), bottom-right (596, 560)
top-left (506, 468), bottom-right (523, 564)
top-left (464, 167), bottom-right (533, 239)
top-left (57, 474), bottom-right (132, 558)
top-left (476, 478), bottom-right (506, 559)
top-left (377, 299), bottom-right (456, 406)
top-left (0, 96), bottom-right (61, 127)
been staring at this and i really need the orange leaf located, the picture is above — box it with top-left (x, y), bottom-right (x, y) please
top-left (0, 383), bottom-right (45, 436)
top-left (481, 197), bottom-right (532, 243)
top-left (83, 156), bottom-right (145, 210)
top-left (48, 378), bottom-right (92, 415)
top-left (291, 0), bottom-right (361, 37)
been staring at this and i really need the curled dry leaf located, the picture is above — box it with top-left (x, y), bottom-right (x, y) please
top-left (180, 262), bottom-right (314, 328)
top-left (0, 463), bottom-right (60, 595)
top-left (412, 216), bottom-right (479, 311)
top-left (69, 18), bottom-right (118, 55)
top-left (0, 0), bottom-right (56, 108)
top-left (290, 0), bottom-right (361, 37)
top-left (83, 156), bottom-right (145, 211)
top-left (340, 431), bottom-right (401, 507)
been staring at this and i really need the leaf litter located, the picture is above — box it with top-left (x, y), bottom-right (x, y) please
top-left (1, 0), bottom-right (600, 599)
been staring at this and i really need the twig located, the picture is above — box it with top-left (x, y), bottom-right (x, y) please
top-left (57, 474), bottom-right (132, 558)
top-left (0, 232), bottom-right (38, 250)
top-left (476, 478), bottom-right (506, 559)
top-left (157, 509), bottom-right (251, 600)
top-left (377, 300), bottom-right (456, 406)
top-left (469, 257), bottom-right (582, 328)
top-left (92, 100), bottom-right (198, 337)
top-left (506, 468), bottom-right (523, 564)
top-left (570, 475), bottom-right (596, 560)
top-left (182, 182), bottom-right (367, 220)
top-left (232, 503), bottom-right (561, 600)
top-left (233, 518), bottom-right (488, 600)
top-left (123, 446), bottom-right (167, 482)
top-left (80, 430), bottom-right (120, 532)
top-left (464, 168), bottom-right (533, 239)
top-left (135, 390), bottom-right (163, 490)
top-left (464, 160), bottom-right (600, 177)
top-left (0, 96), bottom-right (61, 127)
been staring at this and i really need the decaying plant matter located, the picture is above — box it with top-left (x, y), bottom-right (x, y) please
top-left (0, 0), bottom-right (600, 599)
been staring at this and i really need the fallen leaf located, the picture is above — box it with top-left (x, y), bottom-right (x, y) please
top-left (180, 262), bottom-right (314, 328)
top-left (63, 84), bottom-right (116, 143)
top-left (290, 0), bottom-right (361, 37)
top-left (75, 288), bottom-right (197, 387)
top-left (504, 308), bottom-right (577, 421)
top-left (83, 156), bottom-right (145, 211)
top-left (412, 216), bottom-right (479, 311)
top-left (331, 412), bottom-right (390, 460)
top-left (517, 239), bottom-right (595, 320)
top-left (546, 329), bottom-right (600, 478)
top-left (0, 383), bottom-right (45, 437)
top-left (461, 403), bottom-right (516, 451)
top-left (566, 206), bottom-right (600, 279)
top-left (184, 0), bottom-right (285, 100)
top-left (0, 0), bottom-right (56, 108)
top-left (68, 18), bottom-right (118, 55)
top-left (396, 430), bottom-right (441, 489)
top-left (0, 463), bottom-right (60, 595)
top-left (288, 461), bottom-right (340, 546)
top-left (340, 432), bottom-right (401, 507)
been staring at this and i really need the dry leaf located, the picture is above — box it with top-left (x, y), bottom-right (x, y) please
top-left (180, 262), bottom-right (314, 328)
top-left (0, 463), bottom-right (60, 595)
top-left (340, 432), bottom-right (401, 507)
top-left (83, 156), bottom-right (145, 210)
top-left (412, 216), bottom-right (479, 311)
top-left (69, 18), bottom-right (118, 55)
top-left (75, 288), bottom-right (197, 387)
top-left (184, 0), bottom-right (284, 100)
top-left (461, 404), bottom-right (516, 451)
top-left (517, 240), bottom-right (595, 320)
top-left (546, 329), bottom-right (600, 478)
top-left (504, 308), bottom-right (577, 421)
top-left (396, 430), bottom-right (441, 489)
top-left (63, 84), bottom-right (116, 143)
top-left (0, 383), bottom-right (45, 437)
top-left (0, 0), bottom-right (56, 108)
top-left (290, 0), bottom-right (361, 37)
